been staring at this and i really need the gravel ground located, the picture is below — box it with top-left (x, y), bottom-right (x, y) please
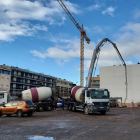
top-left (0, 107), bottom-right (140, 140)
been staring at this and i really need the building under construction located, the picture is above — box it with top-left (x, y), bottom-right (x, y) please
top-left (100, 64), bottom-right (140, 107)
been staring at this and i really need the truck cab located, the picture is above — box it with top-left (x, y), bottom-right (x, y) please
top-left (84, 88), bottom-right (110, 114)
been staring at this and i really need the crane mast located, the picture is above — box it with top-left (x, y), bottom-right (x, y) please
top-left (57, 0), bottom-right (90, 86)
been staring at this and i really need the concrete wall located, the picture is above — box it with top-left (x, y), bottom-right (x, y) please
top-left (100, 64), bottom-right (140, 106)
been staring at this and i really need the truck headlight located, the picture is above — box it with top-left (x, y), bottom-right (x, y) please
top-left (108, 103), bottom-right (110, 106)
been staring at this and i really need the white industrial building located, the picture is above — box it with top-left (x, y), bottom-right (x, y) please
top-left (100, 64), bottom-right (140, 107)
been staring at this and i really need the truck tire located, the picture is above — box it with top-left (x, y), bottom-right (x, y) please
top-left (72, 106), bottom-right (76, 112)
top-left (17, 110), bottom-right (23, 117)
top-left (46, 104), bottom-right (53, 111)
top-left (84, 106), bottom-right (89, 115)
top-left (37, 105), bottom-right (44, 112)
top-left (0, 111), bottom-right (2, 117)
top-left (100, 111), bottom-right (106, 115)
top-left (68, 104), bottom-right (72, 111)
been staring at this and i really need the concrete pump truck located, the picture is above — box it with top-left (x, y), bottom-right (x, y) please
top-left (67, 38), bottom-right (127, 115)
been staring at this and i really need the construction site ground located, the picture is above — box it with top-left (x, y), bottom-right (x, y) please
top-left (0, 107), bottom-right (140, 140)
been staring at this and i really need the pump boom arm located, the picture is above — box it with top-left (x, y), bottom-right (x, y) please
top-left (86, 38), bottom-right (127, 98)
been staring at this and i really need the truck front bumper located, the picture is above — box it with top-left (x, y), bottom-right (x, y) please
top-left (88, 105), bottom-right (110, 113)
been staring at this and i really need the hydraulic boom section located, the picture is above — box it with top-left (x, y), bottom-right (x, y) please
top-left (86, 38), bottom-right (127, 103)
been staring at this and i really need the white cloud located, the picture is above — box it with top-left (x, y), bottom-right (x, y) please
top-left (84, 26), bottom-right (103, 34)
top-left (55, 59), bottom-right (70, 66)
top-left (30, 44), bottom-right (80, 60)
top-left (102, 6), bottom-right (115, 17)
top-left (50, 37), bottom-right (71, 43)
top-left (120, 22), bottom-right (140, 35)
top-left (87, 4), bottom-right (101, 11)
top-left (32, 59), bottom-right (44, 63)
top-left (84, 25), bottom-right (112, 35)
top-left (0, 0), bottom-right (80, 41)
top-left (134, 10), bottom-right (140, 19)
top-left (30, 22), bottom-right (140, 70)
top-left (33, 24), bottom-right (48, 32)
top-left (92, 26), bottom-right (103, 33)
top-left (0, 21), bottom-right (48, 41)
top-left (0, 0), bottom-right (77, 21)
top-left (84, 60), bottom-right (133, 71)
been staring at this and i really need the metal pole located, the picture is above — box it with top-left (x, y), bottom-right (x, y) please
top-left (80, 24), bottom-right (84, 86)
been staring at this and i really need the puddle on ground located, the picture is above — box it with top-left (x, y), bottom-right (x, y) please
top-left (57, 122), bottom-right (67, 128)
top-left (27, 135), bottom-right (55, 140)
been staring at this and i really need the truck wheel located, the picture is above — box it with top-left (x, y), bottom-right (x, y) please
top-left (68, 104), bottom-right (72, 111)
top-left (84, 106), bottom-right (89, 115)
top-left (17, 110), bottom-right (23, 117)
top-left (100, 111), bottom-right (106, 115)
top-left (72, 106), bottom-right (76, 112)
top-left (37, 105), bottom-right (44, 112)
top-left (0, 111), bottom-right (2, 117)
top-left (46, 104), bottom-right (53, 111)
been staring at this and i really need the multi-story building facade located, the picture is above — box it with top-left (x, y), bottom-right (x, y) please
top-left (10, 66), bottom-right (56, 95)
top-left (0, 64), bottom-right (76, 97)
top-left (56, 78), bottom-right (75, 98)
top-left (86, 75), bottom-right (100, 88)
top-left (0, 65), bottom-right (11, 92)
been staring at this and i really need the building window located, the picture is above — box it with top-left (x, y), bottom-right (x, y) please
top-left (0, 70), bottom-right (10, 75)
top-left (7, 78), bottom-right (9, 82)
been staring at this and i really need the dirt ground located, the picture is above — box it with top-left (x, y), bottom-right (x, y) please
top-left (0, 107), bottom-right (140, 140)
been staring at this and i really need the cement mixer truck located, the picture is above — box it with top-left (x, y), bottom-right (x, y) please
top-left (0, 87), bottom-right (58, 112)
top-left (67, 38), bottom-right (127, 115)
top-left (20, 87), bottom-right (57, 112)
top-left (68, 86), bottom-right (110, 115)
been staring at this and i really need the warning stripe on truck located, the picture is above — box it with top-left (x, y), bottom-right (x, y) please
top-left (71, 86), bottom-right (82, 99)
top-left (30, 88), bottom-right (39, 102)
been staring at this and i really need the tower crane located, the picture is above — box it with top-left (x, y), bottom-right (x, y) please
top-left (57, 0), bottom-right (90, 86)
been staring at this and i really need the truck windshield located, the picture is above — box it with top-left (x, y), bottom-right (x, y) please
top-left (90, 90), bottom-right (109, 99)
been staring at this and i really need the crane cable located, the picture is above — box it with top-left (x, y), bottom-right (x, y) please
top-left (61, 0), bottom-right (82, 25)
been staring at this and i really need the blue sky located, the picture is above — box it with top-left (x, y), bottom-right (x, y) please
top-left (0, 0), bottom-right (140, 86)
